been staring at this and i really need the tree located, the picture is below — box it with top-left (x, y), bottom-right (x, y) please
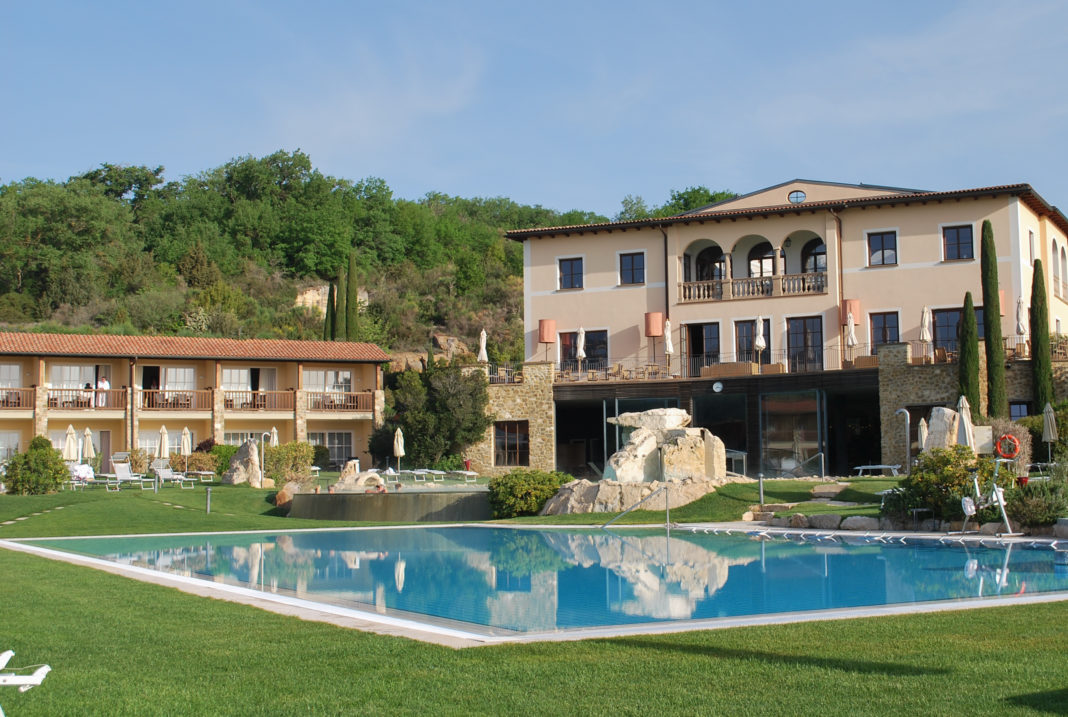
top-left (1031, 259), bottom-right (1054, 410)
top-left (3, 435), bottom-right (68, 494)
top-left (346, 251), bottom-right (359, 341)
top-left (654, 186), bottom-right (735, 216)
top-left (980, 220), bottom-right (1008, 417)
top-left (323, 282), bottom-right (336, 340)
top-left (615, 194), bottom-right (651, 222)
top-left (958, 292), bottom-right (980, 416)
top-left (335, 264), bottom-right (347, 341)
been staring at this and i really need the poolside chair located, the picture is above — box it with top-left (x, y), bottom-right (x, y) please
top-left (156, 465), bottom-right (196, 489)
top-left (114, 462), bottom-right (152, 490)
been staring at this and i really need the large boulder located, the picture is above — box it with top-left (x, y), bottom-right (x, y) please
top-left (808, 513), bottom-right (842, 530)
top-left (274, 480), bottom-right (304, 512)
top-left (925, 407), bottom-right (960, 450)
top-left (603, 408), bottom-right (726, 483)
top-left (222, 440), bottom-right (262, 487)
top-left (612, 408), bottom-right (692, 430)
top-left (540, 474), bottom-right (751, 515)
top-left (333, 470), bottom-right (386, 492)
top-left (604, 427), bottom-right (659, 482)
top-left (841, 516), bottom-right (880, 531)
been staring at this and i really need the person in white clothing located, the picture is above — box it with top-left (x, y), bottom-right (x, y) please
top-left (96, 375), bottom-right (110, 407)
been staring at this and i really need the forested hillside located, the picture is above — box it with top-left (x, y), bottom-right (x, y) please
top-left (0, 149), bottom-right (728, 361)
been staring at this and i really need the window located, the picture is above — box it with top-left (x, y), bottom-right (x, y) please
top-left (870, 312), bottom-right (899, 353)
top-left (223, 432), bottom-right (259, 446)
top-left (868, 231), bottom-right (897, 266)
top-left (494, 421), bottom-right (529, 466)
top-left (942, 225), bottom-right (973, 261)
top-left (50, 364), bottom-right (94, 389)
top-left (0, 431), bottom-right (19, 460)
top-left (748, 242), bottom-right (775, 277)
top-left (560, 329), bottom-right (608, 371)
top-left (1009, 402), bottom-right (1031, 421)
top-left (222, 368), bottom-right (250, 391)
top-left (0, 364), bottom-right (19, 388)
top-left (788, 190), bottom-right (806, 204)
top-left (619, 252), bottom-right (645, 285)
top-left (787, 317), bottom-right (823, 372)
top-left (693, 245), bottom-right (727, 281)
top-left (559, 257), bottom-right (583, 290)
top-left (303, 369), bottom-right (352, 392)
top-left (933, 306), bottom-right (985, 353)
top-left (1029, 230), bottom-right (1035, 265)
top-left (141, 430), bottom-right (192, 455)
top-left (735, 318), bottom-right (771, 364)
top-left (686, 323), bottom-right (720, 375)
top-left (163, 367), bottom-right (195, 391)
top-left (801, 239), bottom-right (826, 274)
top-left (307, 431), bottom-right (353, 469)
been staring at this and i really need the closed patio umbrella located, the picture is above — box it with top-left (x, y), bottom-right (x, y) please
top-left (754, 315), bottom-right (767, 355)
top-left (917, 418), bottom-right (928, 453)
top-left (477, 328), bottom-right (488, 363)
top-left (270, 426), bottom-right (279, 447)
top-left (1042, 402), bottom-right (1058, 462)
top-left (956, 396), bottom-right (975, 451)
top-left (920, 306), bottom-right (933, 361)
top-left (845, 310), bottom-right (858, 360)
top-left (82, 426), bottom-right (95, 464)
top-left (393, 427), bottom-right (405, 471)
top-left (576, 326), bottom-right (586, 373)
top-left (62, 424), bottom-right (78, 462)
top-left (1016, 297), bottom-right (1027, 336)
top-left (180, 426), bottom-right (192, 472)
top-left (157, 425), bottom-right (170, 462)
top-left (663, 319), bottom-right (674, 375)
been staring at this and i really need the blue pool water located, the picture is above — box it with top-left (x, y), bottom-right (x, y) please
top-left (23, 527), bottom-right (1068, 637)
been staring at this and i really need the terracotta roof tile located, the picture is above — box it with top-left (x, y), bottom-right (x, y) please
top-left (0, 332), bottom-right (391, 363)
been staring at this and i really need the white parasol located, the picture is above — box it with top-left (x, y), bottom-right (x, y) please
top-left (919, 306), bottom-right (933, 362)
top-left (845, 311), bottom-right (858, 348)
top-left (82, 426), bottom-right (95, 464)
top-left (477, 328), bottom-right (488, 363)
top-left (917, 418), bottom-right (928, 453)
top-left (1043, 402), bottom-right (1058, 462)
top-left (395, 558), bottom-right (406, 593)
top-left (664, 319), bottom-right (674, 355)
top-left (270, 426), bottom-right (279, 447)
top-left (576, 326), bottom-right (586, 360)
top-left (754, 315), bottom-right (767, 354)
top-left (62, 424), bottom-right (78, 461)
top-left (157, 425), bottom-right (170, 462)
top-left (956, 396), bottom-right (975, 450)
top-left (393, 427), bottom-right (405, 471)
top-left (1016, 296), bottom-right (1027, 336)
top-left (180, 426), bottom-right (192, 472)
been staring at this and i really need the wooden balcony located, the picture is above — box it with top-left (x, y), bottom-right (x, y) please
top-left (47, 388), bottom-right (126, 409)
top-left (678, 272), bottom-right (827, 304)
top-left (0, 387), bottom-right (33, 409)
top-left (307, 391), bottom-right (373, 411)
top-left (224, 390), bottom-right (294, 411)
top-left (139, 389), bottom-right (212, 411)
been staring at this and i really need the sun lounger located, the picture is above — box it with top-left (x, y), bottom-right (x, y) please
top-left (156, 466), bottom-right (196, 489)
top-left (114, 462), bottom-right (153, 490)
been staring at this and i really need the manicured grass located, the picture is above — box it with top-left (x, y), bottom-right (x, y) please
top-left (1, 547), bottom-right (1065, 716)
top-left (2, 481), bottom-right (1066, 715)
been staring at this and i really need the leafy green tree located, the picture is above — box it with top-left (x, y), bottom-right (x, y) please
top-left (615, 194), bottom-right (651, 222)
top-left (1031, 259), bottom-right (1054, 411)
top-left (958, 292), bottom-right (980, 416)
top-left (335, 264), bottom-right (347, 341)
top-left (980, 220), bottom-right (1007, 417)
top-left (78, 163), bottom-right (165, 210)
top-left (346, 251), bottom-right (359, 341)
top-left (654, 186), bottom-right (735, 216)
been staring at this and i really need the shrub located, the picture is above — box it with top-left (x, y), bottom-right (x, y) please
top-left (985, 417), bottom-right (1032, 471)
top-left (183, 452), bottom-right (217, 473)
top-left (264, 441), bottom-right (314, 485)
top-left (311, 444), bottom-right (330, 469)
top-left (194, 437), bottom-right (217, 453)
top-left (128, 448), bottom-right (150, 474)
top-left (4, 436), bottom-right (68, 494)
top-left (488, 469), bottom-right (571, 519)
top-left (430, 454), bottom-right (464, 472)
top-left (883, 445), bottom-right (995, 521)
top-left (211, 443), bottom-right (240, 476)
top-left (1006, 477), bottom-right (1068, 527)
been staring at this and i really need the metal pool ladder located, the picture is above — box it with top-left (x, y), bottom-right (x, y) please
top-left (603, 484), bottom-right (671, 529)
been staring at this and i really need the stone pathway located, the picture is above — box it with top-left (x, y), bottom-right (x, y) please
top-left (0, 505), bottom-right (66, 527)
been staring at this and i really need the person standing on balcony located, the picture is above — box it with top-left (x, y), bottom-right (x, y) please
top-left (96, 374), bottom-right (110, 407)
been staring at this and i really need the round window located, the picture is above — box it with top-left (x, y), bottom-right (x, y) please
top-left (788, 190), bottom-right (806, 204)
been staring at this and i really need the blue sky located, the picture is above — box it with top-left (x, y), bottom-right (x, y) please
top-left (2, 1), bottom-right (1067, 219)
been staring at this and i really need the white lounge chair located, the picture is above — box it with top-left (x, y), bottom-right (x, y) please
top-left (157, 466), bottom-right (195, 489)
top-left (114, 462), bottom-right (152, 490)
top-left (1, 649), bottom-right (51, 715)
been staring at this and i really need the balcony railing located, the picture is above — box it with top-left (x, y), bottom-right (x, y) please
top-left (139, 389), bottom-right (212, 410)
top-left (47, 388), bottom-right (126, 409)
top-left (224, 390), bottom-right (294, 411)
top-left (678, 271), bottom-right (827, 303)
top-left (307, 391), bottom-right (373, 411)
top-left (0, 387), bottom-right (33, 409)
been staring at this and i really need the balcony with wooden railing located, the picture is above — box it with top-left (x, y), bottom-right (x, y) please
top-left (139, 389), bottom-right (213, 411)
top-left (306, 391), bottom-right (374, 412)
top-left (47, 388), bottom-right (126, 409)
top-left (224, 390), bottom-right (294, 411)
top-left (0, 387), bottom-right (34, 409)
top-left (678, 271), bottom-right (827, 304)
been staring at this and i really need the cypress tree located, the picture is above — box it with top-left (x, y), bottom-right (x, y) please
top-left (335, 265), bottom-right (347, 341)
top-left (958, 291), bottom-right (980, 416)
top-left (323, 282), bottom-right (336, 341)
top-left (980, 219), bottom-right (1008, 417)
top-left (346, 251), bottom-right (359, 341)
top-left (1031, 258), bottom-right (1054, 410)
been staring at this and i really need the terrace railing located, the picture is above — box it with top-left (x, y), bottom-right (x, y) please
top-left (47, 388), bottom-right (126, 409)
top-left (307, 391), bottom-right (373, 411)
top-left (0, 387), bottom-right (33, 409)
top-left (678, 271), bottom-right (827, 304)
top-left (139, 389), bottom-right (212, 410)
top-left (224, 390), bottom-right (294, 411)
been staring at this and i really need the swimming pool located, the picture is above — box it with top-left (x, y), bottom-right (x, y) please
top-left (15, 527), bottom-right (1068, 642)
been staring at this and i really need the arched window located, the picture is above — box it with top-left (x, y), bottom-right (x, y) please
top-left (1061, 247), bottom-right (1067, 298)
top-left (748, 242), bottom-right (775, 277)
top-left (695, 246), bottom-right (727, 281)
top-left (801, 238), bottom-right (827, 273)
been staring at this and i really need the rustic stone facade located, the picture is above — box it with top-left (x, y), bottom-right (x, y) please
top-left (877, 341), bottom-right (1038, 466)
top-left (467, 362), bottom-right (555, 477)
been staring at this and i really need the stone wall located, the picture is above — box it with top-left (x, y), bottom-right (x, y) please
top-left (466, 362), bottom-right (555, 477)
top-left (878, 341), bottom-right (1040, 465)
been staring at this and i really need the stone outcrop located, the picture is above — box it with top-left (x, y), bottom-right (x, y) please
top-left (222, 440), bottom-right (262, 487)
top-left (807, 513), bottom-right (842, 530)
top-left (273, 480), bottom-right (303, 511)
top-left (924, 406), bottom-right (959, 450)
top-left (603, 408), bottom-right (726, 483)
top-left (540, 474), bottom-right (751, 515)
top-left (840, 516), bottom-right (880, 531)
top-left (332, 470), bottom-right (386, 492)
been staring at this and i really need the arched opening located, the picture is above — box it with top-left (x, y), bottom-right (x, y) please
top-left (1061, 247), bottom-right (1067, 298)
top-left (695, 245), bottom-right (727, 281)
top-left (1055, 241), bottom-right (1062, 298)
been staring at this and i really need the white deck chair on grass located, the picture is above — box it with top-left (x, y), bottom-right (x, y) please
top-left (156, 466), bottom-right (196, 489)
top-left (115, 462), bottom-right (153, 490)
top-left (1, 649), bottom-right (51, 717)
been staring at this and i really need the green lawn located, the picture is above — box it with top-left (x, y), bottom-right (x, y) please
top-left (2, 481), bottom-right (1067, 715)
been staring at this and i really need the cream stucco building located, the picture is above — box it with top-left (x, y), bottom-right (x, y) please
top-left (495, 180), bottom-right (1068, 477)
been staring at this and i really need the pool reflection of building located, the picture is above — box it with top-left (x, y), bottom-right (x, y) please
top-left (60, 529), bottom-right (1068, 634)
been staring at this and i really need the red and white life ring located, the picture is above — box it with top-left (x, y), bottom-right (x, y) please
top-left (994, 433), bottom-right (1021, 459)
